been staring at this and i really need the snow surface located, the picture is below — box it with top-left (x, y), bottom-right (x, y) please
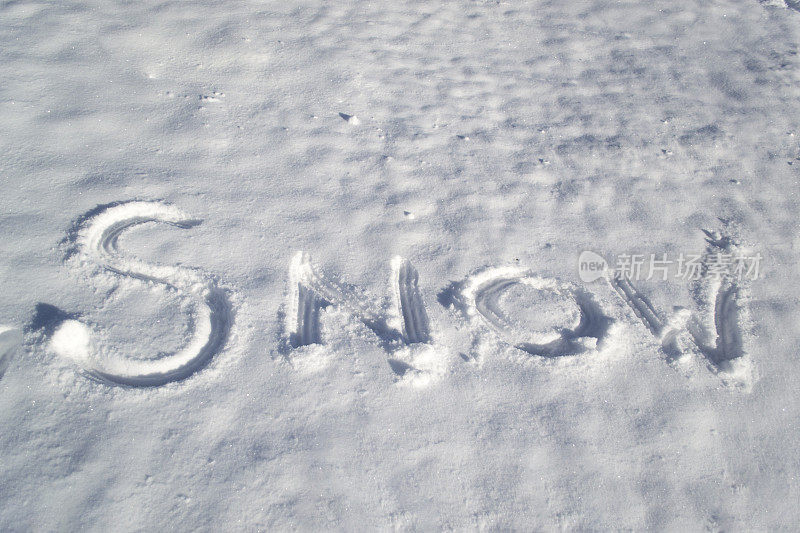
top-left (2, 0), bottom-right (800, 529)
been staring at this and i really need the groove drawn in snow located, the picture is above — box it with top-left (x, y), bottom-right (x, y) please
top-left (686, 228), bottom-right (752, 382)
top-left (445, 267), bottom-right (613, 357)
top-left (0, 326), bottom-right (22, 381)
top-left (607, 227), bottom-right (753, 386)
top-left (285, 252), bottom-right (439, 383)
top-left (608, 276), bottom-right (663, 335)
top-left (391, 256), bottom-right (430, 344)
top-left (608, 275), bottom-right (688, 358)
top-left (708, 284), bottom-right (744, 362)
top-left (50, 201), bottom-right (232, 387)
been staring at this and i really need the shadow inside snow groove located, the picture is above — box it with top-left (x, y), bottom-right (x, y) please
top-left (708, 283), bottom-right (744, 364)
top-left (514, 289), bottom-right (613, 357)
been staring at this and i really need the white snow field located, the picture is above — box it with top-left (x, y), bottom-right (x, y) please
top-left (2, 0), bottom-right (800, 529)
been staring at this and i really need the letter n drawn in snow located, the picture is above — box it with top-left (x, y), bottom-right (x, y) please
top-left (285, 252), bottom-right (430, 350)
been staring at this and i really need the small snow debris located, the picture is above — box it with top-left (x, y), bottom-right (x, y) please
top-left (339, 112), bottom-right (360, 125)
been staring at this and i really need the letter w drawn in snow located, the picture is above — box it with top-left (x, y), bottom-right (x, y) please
top-left (286, 252), bottom-right (430, 350)
top-left (607, 228), bottom-right (754, 388)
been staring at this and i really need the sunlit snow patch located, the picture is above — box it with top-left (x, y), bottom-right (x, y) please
top-left (49, 320), bottom-right (93, 364)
